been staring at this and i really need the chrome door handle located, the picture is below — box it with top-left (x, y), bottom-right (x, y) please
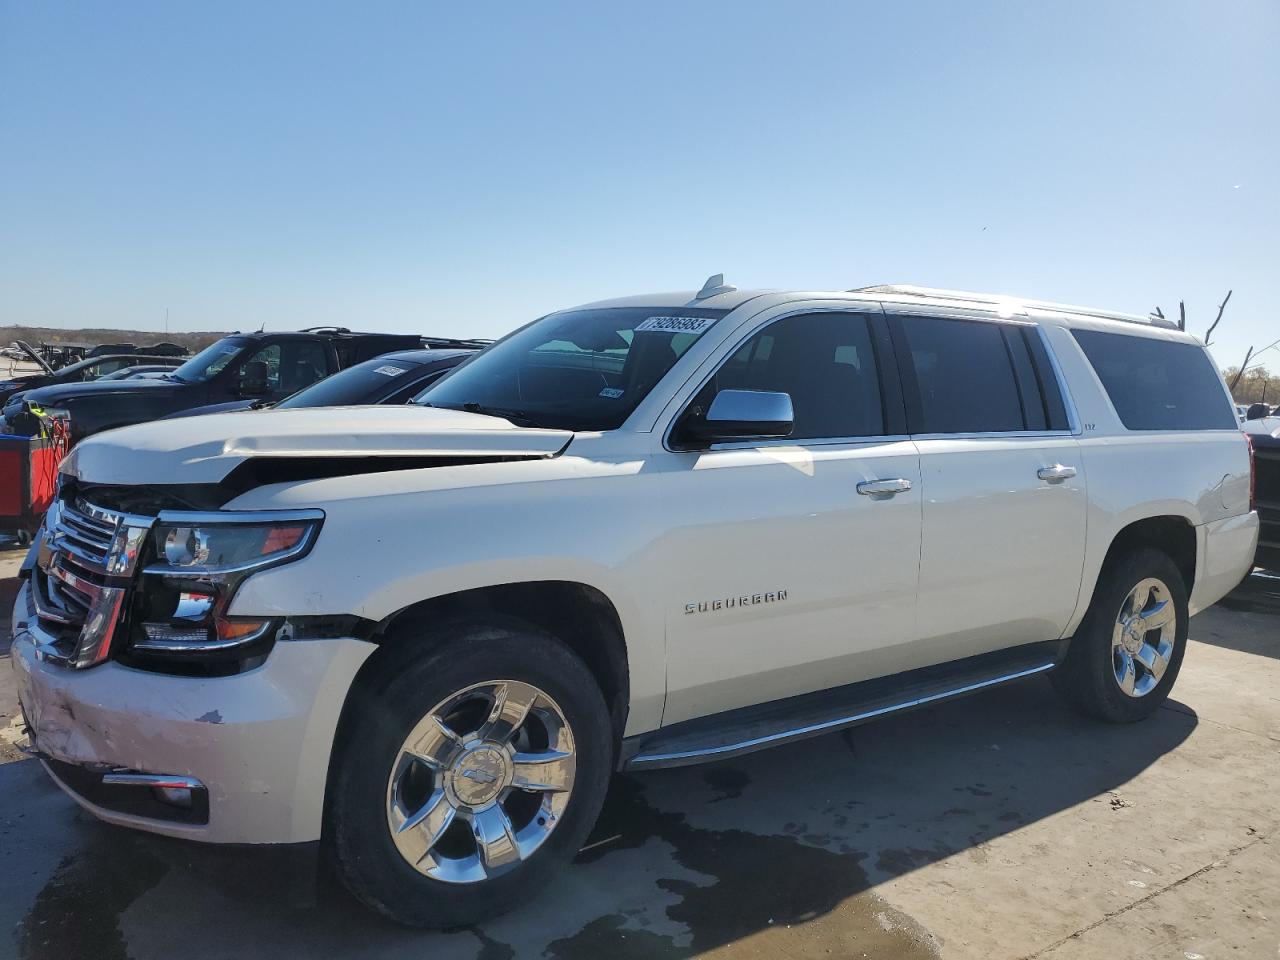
top-left (1037, 464), bottom-right (1077, 482)
top-left (857, 478), bottom-right (913, 497)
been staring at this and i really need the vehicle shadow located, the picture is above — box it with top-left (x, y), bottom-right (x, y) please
top-left (1191, 570), bottom-right (1280, 660)
top-left (12, 675), bottom-right (1198, 960)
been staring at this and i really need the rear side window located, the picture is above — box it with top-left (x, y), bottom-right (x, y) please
top-left (1072, 330), bottom-right (1236, 431)
top-left (899, 316), bottom-right (1026, 433)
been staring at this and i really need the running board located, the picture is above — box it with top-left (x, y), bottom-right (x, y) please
top-left (621, 644), bottom-right (1059, 770)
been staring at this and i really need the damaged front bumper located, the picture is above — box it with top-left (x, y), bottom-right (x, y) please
top-left (10, 582), bottom-right (375, 844)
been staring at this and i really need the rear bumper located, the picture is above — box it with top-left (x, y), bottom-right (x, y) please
top-left (1190, 511), bottom-right (1260, 615)
top-left (10, 582), bottom-right (375, 843)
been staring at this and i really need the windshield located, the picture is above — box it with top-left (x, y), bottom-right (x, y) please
top-left (415, 306), bottom-right (729, 430)
top-left (276, 356), bottom-right (418, 409)
top-left (170, 337), bottom-right (251, 383)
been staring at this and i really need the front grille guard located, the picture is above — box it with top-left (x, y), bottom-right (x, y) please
top-left (31, 496), bottom-right (153, 669)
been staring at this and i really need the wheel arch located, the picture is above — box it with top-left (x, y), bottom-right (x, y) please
top-left (1098, 514), bottom-right (1198, 592)
top-left (1068, 512), bottom-right (1198, 642)
top-left (341, 580), bottom-right (631, 750)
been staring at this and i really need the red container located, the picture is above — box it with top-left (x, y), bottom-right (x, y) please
top-left (0, 434), bottom-right (60, 544)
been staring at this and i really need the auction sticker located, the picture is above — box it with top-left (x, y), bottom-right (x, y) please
top-left (635, 316), bottom-right (718, 335)
top-left (372, 365), bottom-right (407, 377)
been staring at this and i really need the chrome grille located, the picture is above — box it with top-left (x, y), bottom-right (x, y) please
top-left (33, 496), bottom-right (153, 669)
top-left (55, 502), bottom-right (115, 565)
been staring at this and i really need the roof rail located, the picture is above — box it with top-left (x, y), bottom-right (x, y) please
top-left (852, 284), bottom-right (1178, 330)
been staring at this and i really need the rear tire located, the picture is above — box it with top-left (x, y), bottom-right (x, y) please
top-left (1052, 547), bottom-right (1188, 723)
top-left (327, 619), bottom-right (612, 928)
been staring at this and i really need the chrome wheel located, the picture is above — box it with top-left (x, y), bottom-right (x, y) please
top-left (385, 680), bottom-right (576, 884)
top-left (1111, 577), bottom-right (1176, 698)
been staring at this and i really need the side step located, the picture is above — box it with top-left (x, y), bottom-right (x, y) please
top-left (621, 643), bottom-right (1059, 770)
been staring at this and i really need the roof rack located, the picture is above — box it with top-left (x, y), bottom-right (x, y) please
top-left (852, 284), bottom-right (1179, 330)
top-left (296, 327), bottom-right (490, 348)
top-left (420, 336), bottom-right (493, 349)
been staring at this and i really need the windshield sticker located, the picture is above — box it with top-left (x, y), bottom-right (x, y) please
top-left (635, 315), bottom-right (718, 335)
top-left (372, 365), bottom-right (407, 377)
top-left (598, 387), bottom-right (624, 399)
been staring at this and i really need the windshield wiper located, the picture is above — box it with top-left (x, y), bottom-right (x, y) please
top-left (430, 401), bottom-right (540, 428)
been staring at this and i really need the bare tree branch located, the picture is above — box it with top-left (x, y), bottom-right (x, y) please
top-left (1230, 345), bottom-right (1254, 391)
top-left (1204, 289), bottom-right (1232, 346)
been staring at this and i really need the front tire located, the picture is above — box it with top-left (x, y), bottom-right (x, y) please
top-left (1052, 547), bottom-right (1189, 723)
top-left (327, 620), bottom-right (612, 927)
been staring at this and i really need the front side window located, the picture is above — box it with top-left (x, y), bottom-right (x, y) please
top-left (233, 341), bottom-right (330, 397)
top-left (681, 312), bottom-right (886, 441)
top-left (900, 316), bottom-right (1026, 433)
top-left (417, 306), bottom-right (729, 430)
top-left (1072, 329), bottom-right (1236, 430)
top-left (235, 344), bottom-right (281, 394)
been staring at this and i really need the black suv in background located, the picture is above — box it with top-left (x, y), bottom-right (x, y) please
top-left (6, 328), bottom-right (487, 443)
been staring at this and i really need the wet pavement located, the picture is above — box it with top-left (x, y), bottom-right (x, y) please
top-left (2, 554), bottom-right (1278, 959)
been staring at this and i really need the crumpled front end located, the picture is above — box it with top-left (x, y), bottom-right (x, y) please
top-left (10, 580), bottom-right (373, 843)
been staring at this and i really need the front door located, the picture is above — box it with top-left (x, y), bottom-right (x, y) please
top-left (657, 308), bottom-right (923, 725)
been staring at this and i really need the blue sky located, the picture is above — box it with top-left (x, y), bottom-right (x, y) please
top-left (1, 1), bottom-right (1276, 371)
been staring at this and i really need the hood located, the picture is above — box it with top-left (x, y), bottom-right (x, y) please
top-left (62, 405), bottom-right (574, 486)
top-left (0, 374), bottom-right (46, 396)
top-left (20, 377), bottom-right (184, 408)
top-left (16, 340), bottom-right (55, 374)
top-left (160, 399), bottom-right (258, 420)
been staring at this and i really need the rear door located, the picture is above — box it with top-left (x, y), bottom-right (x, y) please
top-left (887, 310), bottom-right (1086, 661)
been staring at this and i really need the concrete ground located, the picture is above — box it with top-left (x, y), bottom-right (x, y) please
top-left (1, 545), bottom-right (1276, 960)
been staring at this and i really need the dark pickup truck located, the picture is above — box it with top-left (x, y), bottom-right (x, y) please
top-left (6, 327), bottom-right (487, 443)
top-left (1245, 415), bottom-right (1280, 571)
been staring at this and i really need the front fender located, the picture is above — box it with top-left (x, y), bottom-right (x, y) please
top-left (224, 463), bottom-right (664, 733)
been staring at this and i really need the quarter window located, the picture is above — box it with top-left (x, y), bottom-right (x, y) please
top-left (1072, 329), bottom-right (1236, 430)
top-left (685, 312), bottom-right (886, 441)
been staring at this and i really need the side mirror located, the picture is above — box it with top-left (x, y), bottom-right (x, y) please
top-left (1246, 402), bottom-right (1270, 421)
top-left (234, 361), bottom-right (271, 397)
top-left (682, 389), bottom-right (794, 444)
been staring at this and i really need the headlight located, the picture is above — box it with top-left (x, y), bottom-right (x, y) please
top-left (127, 510), bottom-right (323, 667)
top-left (150, 511), bottom-right (321, 574)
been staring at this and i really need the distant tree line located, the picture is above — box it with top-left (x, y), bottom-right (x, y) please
top-left (1223, 365), bottom-right (1280, 406)
top-left (0, 325), bottom-right (228, 354)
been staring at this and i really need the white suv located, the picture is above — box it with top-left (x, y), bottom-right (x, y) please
top-left (11, 279), bottom-right (1258, 926)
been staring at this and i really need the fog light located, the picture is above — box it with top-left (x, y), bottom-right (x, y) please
top-left (154, 786), bottom-right (193, 808)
